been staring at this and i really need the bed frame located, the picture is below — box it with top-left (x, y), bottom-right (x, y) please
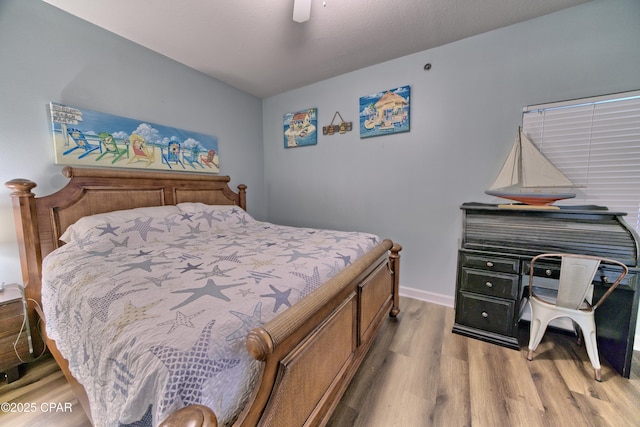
top-left (6, 166), bottom-right (401, 427)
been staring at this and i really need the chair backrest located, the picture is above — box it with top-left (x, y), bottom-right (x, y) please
top-left (68, 128), bottom-right (89, 148)
top-left (529, 253), bottom-right (628, 310)
top-left (132, 143), bottom-right (146, 156)
top-left (99, 133), bottom-right (118, 152)
top-left (556, 256), bottom-right (600, 309)
top-left (168, 142), bottom-right (181, 161)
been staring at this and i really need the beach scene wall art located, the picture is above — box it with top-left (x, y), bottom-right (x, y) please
top-left (283, 108), bottom-right (318, 148)
top-left (49, 102), bottom-right (220, 173)
top-left (359, 85), bottom-right (410, 138)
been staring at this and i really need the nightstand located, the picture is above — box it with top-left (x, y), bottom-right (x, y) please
top-left (0, 285), bottom-right (31, 383)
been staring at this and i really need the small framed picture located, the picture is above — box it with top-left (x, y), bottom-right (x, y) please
top-left (283, 108), bottom-right (318, 148)
top-left (359, 85), bottom-right (410, 138)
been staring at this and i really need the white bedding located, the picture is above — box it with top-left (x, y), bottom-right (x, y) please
top-left (41, 203), bottom-right (379, 426)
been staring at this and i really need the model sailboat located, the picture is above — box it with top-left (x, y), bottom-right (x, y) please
top-left (485, 127), bottom-right (576, 206)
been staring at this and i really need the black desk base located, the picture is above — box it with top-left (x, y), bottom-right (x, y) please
top-left (453, 203), bottom-right (639, 378)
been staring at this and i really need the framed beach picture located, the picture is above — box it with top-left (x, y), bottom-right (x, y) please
top-left (359, 85), bottom-right (410, 138)
top-left (283, 108), bottom-right (318, 148)
top-left (49, 102), bottom-right (220, 173)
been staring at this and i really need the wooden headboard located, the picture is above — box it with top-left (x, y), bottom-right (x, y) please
top-left (5, 166), bottom-right (246, 354)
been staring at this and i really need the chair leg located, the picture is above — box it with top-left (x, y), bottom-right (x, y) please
top-left (573, 320), bottom-right (583, 346)
top-left (594, 368), bottom-right (602, 382)
top-left (575, 317), bottom-right (602, 381)
top-left (527, 314), bottom-right (550, 361)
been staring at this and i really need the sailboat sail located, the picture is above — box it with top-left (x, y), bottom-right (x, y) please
top-left (488, 138), bottom-right (519, 190)
top-left (486, 128), bottom-right (576, 205)
top-left (519, 131), bottom-right (574, 188)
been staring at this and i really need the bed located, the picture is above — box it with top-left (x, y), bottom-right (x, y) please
top-left (5, 166), bottom-right (401, 427)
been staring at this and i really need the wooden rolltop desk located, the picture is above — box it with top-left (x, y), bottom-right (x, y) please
top-left (453, 203), bottom-right (640, 378)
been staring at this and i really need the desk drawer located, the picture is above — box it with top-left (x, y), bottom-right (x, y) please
top-left (522, 260), bottom-right (561, 279)
top-left (522, 262), bottom-right (636, 290)
top-left (460, 268), bottom-right (519, 299)
top-left (595, 267), bottom-right (636, 290)
top-left (460, 253), bottom-right (519, 274)
top-left (456, 292), bottom-right (515, 336)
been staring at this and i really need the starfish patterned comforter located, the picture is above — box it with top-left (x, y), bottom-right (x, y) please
top-left (41, 203), bottom-right (380, 427)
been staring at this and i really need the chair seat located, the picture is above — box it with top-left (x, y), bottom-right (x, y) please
top-left (530, 286), bottom-right (592, 310)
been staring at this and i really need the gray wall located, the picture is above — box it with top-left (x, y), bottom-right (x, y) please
top-left (0, 0), bottom-right (265, 283)
top-left (262, 0), bottom-right (640, 304)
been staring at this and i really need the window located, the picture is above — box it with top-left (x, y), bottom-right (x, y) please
top-left (522, 90), bottom-right (640, 233)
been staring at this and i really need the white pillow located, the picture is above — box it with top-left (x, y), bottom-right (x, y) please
top-left (176, 202), bottom-right (240, 214)
top-left (60, 205), bottom-right (180, 243)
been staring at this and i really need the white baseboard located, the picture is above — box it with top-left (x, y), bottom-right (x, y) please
top-left (398, 285), bottom-right (454, 308)
top-left (399, 286), bottom-right (640, 352)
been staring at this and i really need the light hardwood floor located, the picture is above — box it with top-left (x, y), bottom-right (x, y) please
top-left (1, 297), bottom-right (639, 427)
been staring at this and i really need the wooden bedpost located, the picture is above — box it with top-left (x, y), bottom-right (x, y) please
top-left (4, 178), bottom-right (46, 356)
top-left (390, 243), bottom-right (402, 317)
top-left (238, 184), bottom-right (247, 211)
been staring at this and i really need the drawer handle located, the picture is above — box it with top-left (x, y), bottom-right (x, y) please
top-left (485, 281), bottom-right (493, 288)
top-left (603, 276), bottom-right (610, 284)
top-left (486, 261), bottom-right (494, 267)
top-left (545, 269), bottom-right (552, 277)
top-left (481, 311), bottom-right (489, 318)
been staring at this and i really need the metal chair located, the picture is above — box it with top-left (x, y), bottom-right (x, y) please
top-left (526, 253), bottom-right (628, 381)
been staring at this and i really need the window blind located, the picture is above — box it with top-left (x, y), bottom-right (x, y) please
top-left (522, 90), bottom-right (640, 233)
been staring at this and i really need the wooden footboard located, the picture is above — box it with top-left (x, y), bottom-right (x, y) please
top-left (243, 240), bottom-right (400, 427)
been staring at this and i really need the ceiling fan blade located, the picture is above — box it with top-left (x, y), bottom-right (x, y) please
top-left (293, 0), bottom-right (311, 23)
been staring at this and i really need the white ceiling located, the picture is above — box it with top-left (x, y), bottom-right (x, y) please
top-left (43, 0), bottom-right (591, 99)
